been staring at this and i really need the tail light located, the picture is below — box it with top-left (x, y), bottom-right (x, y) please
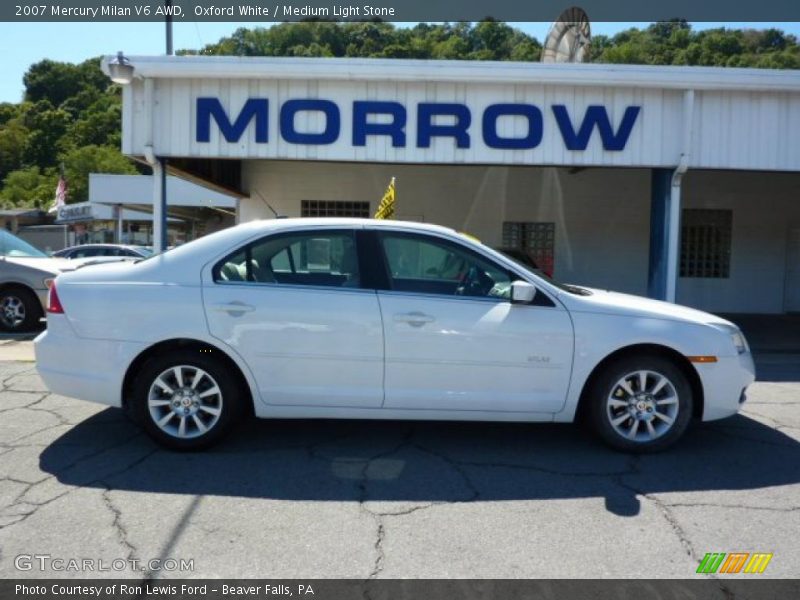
top-left (47, 282), bottom-right (64, 314)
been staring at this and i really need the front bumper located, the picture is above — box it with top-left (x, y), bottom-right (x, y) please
top-left (696, 352), bottom-right (756, 421)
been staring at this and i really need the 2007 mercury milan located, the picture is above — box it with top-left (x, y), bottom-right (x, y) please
top-left (35, 218), bottom-right (754, 452)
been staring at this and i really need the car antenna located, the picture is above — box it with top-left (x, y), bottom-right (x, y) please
top-left (253, 191), bottom-right (287, 219)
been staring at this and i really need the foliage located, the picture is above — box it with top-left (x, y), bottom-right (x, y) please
top-left (0, 166), bottom-right (57, 210)
top-left (61, 145), bottom-right (138, 204)
top-left (0, 57), bottom-right (136, 208)
top-left (592, 22), bottom-right (800, 68)
top-left (185, 21), bottom-right (543, 61)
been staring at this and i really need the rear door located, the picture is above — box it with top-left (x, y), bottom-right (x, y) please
top-left (203, 227), bottom-right (384, 408)
top-left (372, 229), bottom-right (574, 414)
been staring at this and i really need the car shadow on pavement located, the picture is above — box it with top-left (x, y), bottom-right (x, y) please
top-left (39, 409), bottom-right (800, 517)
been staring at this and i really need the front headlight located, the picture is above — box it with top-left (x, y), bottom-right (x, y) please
top-left (731, 330), bottom-right (749, 354)
top-left (714, 323), bottom-right (749, 355)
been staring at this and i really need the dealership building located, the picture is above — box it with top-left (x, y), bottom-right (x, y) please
top-left (103, 56), bottom-right (800, 313)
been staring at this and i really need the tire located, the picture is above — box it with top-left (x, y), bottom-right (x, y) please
top-left (0, 286), bottom-right (43, 333)
top-left (587, 355), bottom-right (693, 453)
top-left (130, 350), bottom-right (245, 450)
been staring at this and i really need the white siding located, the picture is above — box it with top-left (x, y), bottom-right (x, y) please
top-left (692, 91), bottom-right (800, 171)
top-left (122, 72), bottom-right (800, 172)
top-left (678, 171), bottom-right (800, 313)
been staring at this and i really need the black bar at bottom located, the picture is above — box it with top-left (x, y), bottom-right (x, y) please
top-left (2, 579), bottom-right (798, 600)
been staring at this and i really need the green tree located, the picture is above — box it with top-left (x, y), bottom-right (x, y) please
top-left (22, 57), bottom-right (109, 108)
top-left (61, 145), bottom-right (137, 204)
top-left (0, 166), bottom-right (57, 210)
top-left (62, 92), bottom-right (123, 150)
top-left (21, 101), bottom-right (72, 168)
top-left (0, 118), bottom-right (29, 182)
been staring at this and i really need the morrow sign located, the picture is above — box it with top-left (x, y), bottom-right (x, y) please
top-left (196, 98), bottom-right (642, 152)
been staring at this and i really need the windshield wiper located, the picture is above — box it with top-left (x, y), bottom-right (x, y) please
top-left (564, 284), bottom-right (593, 296)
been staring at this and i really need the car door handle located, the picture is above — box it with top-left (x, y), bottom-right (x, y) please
top-left (393, 312), bottom-right (435, 327)
top-left (212, 302), bottom-right (255, 314)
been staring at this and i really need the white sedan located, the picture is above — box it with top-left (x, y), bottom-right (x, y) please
top-left (35, 218), bottom-right (755, 452)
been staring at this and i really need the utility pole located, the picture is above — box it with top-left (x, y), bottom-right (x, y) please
top-left (158, 0), bottom-right (173, 252)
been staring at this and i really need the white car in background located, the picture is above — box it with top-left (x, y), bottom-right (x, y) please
top-left (35, 219), bottom-right (755, 452)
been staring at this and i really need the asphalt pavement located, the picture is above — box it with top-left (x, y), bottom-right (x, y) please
top-left (0, 347), bottom-right (798, 579)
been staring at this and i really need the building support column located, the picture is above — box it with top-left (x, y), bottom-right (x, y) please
top-left (115, 204), bottom-right (123, 243)
top-left (160, 157), bottom-right (168, 249)
top-left (648, 89), bottom-right (694, 303)
top-left (647, 169), bottom-right (674, 301)
top-left (665, 169), bottom-right (686, 303)
top-left (152, 159), bottom-right (164, 253)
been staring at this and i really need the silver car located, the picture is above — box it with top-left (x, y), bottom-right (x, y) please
top-left (0, 231), bottom-right (71, 332)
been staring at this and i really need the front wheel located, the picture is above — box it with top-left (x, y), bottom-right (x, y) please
top-left (131, 351), bottom-right (245, 450)
top-left (587, 356), bottom-right (693, 453)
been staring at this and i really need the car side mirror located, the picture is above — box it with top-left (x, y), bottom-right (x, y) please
top-left (510, 280), bottom-right (536, 304)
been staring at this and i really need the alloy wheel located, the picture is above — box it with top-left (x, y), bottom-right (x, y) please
top-left (0, 295), bottom-right (26, 329)
top-left (147, 365), bottom-right (224, 439)
top-left (605, 370), bottom-right (679, 442)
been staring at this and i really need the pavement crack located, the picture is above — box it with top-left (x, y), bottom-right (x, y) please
top-left (100, 483), bottom-right (141, 562)
top-left (368, 520), bottom-right (386, 579)
top-left (663, 501), bottom-right (800, 513)
top-left (615, 457), bottom-right (701, 567)
top-left (0, 437), bottom-right (156, 533)
top-left (355, 428), bottom-right (414, 580)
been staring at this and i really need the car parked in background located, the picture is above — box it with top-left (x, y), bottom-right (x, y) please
top-left (53, 244), bottom-right (153, 260)
top-left (0, 230), bottom-right (70, 332)
top-left (0, 232), bottom-right (135, 332)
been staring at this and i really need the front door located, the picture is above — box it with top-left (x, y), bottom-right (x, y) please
top-left (374, 231), bottom-right (574, 413)
top-left (204, 227), bottom-right (384, 408)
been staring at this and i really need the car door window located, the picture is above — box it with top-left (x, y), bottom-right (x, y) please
top-left (214, 230), bottom-right (360, 288)
top-left (379, 233), bottom-right (513, 299)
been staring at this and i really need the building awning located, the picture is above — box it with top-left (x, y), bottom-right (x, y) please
top-left (55, 200), bottom-right (183, 224)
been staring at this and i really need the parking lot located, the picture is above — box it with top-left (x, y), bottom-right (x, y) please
top-left (0, 336), bottom-right (799, 579)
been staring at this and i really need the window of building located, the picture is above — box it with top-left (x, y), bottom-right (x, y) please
top-left (502, 222), bottom-right (556, 276)
top-left (680, 209), bottom-right (732, 279)
top-left (301, 200), bottom-right (371, 218)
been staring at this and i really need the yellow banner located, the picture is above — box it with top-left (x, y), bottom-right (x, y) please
top-left (374, 177), bottom-right (395, 220)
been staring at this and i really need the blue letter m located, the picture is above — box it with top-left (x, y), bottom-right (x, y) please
top-left (196, 98), bottom-right (268, 143)
top-left (552, 105), bottom-right (640, 151)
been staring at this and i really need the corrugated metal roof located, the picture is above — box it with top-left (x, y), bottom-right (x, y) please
top-left (103, 55), bottom-right (800, 93)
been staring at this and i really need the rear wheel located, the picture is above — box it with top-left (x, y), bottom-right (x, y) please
top-left (0, 287), bottom-right (43, 333)
top-left (587, 355), bottom-right (693, 453)
top-left (131, 350), bottom-right (245, 450)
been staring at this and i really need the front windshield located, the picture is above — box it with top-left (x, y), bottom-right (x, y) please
top-left (495, 249), bottom-right (591, 296)
top-left (0, 230), bottom-right (48, 258)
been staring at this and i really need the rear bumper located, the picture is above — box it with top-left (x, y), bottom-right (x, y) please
top-left (697, 352), bottom-right (756, 421)
top-left (35, 288), bottom-right (48, 311)
top-left (34, 323), bottom-right (144, 408)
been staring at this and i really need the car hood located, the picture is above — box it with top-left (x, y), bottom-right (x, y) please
top-left (564, 287), bottom-right (735, 328)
